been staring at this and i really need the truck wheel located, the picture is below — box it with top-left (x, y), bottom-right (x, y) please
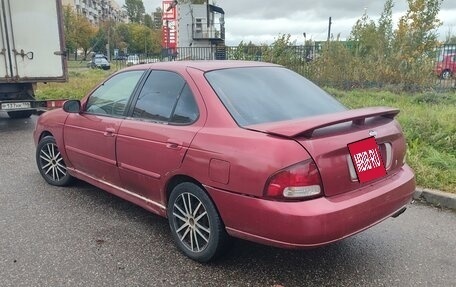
top-left (7, 110), bottom-right (33, 119)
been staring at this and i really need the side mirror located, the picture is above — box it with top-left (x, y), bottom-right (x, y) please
top-left (63, 100), bottom-right (81, 113)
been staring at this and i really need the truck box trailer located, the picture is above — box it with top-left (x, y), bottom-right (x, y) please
top-left (0, 0), bottom-right (67, 118)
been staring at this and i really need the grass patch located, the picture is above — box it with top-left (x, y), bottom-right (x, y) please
top-left (328, 88), bottom-right (456, 193)
top-left (35, 68), bottom-right (456, 193)
top-left (35, 69), bottom-right (112, 100)
top-left (67, 60), bottom-right (89, 69)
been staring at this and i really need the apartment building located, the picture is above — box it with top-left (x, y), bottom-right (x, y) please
top-left (62, 0), bottom-right (127, 24)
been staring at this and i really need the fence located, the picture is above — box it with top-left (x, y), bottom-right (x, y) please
top-left (106, 43), bottom-right (456, 91)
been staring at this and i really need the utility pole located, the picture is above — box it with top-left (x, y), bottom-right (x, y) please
top-left (106, 7), bottom-right (111, 61)
top-left (327, 17), bottom-right (332, 42)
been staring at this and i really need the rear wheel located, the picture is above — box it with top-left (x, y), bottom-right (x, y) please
top-left (441, 70), bottom-right (452, 80)
top-left (7, 110), bottom-right (32, 119)
top-left (36, 136), bottom-right (73, 186)
top-left (168, 182), bottom-right (230, 262)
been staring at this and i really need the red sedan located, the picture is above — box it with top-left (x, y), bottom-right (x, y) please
top-left (34, 61), bottom-right (415, 262)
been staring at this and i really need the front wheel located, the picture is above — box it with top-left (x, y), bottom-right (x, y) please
top-left (168, 182), bottom-right (230, 262)
top-left (36, 136), bottom-right (73, 186)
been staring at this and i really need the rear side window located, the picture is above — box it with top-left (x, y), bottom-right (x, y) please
top-left (132, 71), bottom-right (199, 124)
top-left (171, 84), bottom-right (199, 124)
top-left (205, 67), bottom-right (346, 126)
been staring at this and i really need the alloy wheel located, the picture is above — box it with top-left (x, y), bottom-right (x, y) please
top-left (172, 192), bottom-right (211, 253)
top-left (39, 142), bottom-right (68, 183)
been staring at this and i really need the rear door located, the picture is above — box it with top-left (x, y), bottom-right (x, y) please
top-left (116, 70), bottom-right (203, 203)
top-left (1, 0), bottom-right (66, 81)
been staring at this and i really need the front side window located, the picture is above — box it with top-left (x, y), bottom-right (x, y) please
top-left (86, 70), bottom-right (144, 117)
top-left (132, 71), bottom-right (199, 124)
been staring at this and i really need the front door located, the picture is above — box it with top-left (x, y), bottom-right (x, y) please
top-left (64, 70), bottom-right (145, 186)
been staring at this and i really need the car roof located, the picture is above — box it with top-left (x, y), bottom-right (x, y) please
top-left (122, 60), bottom-right (281, 72)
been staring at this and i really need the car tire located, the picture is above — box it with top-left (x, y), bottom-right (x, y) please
top-left (7, 110), bottom-right (32, 119)
top-left (36, 136), bottom-right (73, 186)
top-left (441, 70), bottom-right (452, 80)
top-left (168, 182), bottom-right (230, 262)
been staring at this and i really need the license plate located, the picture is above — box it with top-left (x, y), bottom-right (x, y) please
top-left (1, 102), bottom-right (31, 110)
top-left (347, 137), bottom-right (386, 183)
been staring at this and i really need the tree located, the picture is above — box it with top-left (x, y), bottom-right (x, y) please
top-left (73, 14), bottom-right (97, 58)
top-left (349, 10), bottom-right (378, 57)
top-left (124, 0), bottom-right (145, 23)
top-left (446, 36), bottom-right (456, 44)
top-left (116, 23), bottom-right (161, 55)
top-left (445, 28), bottom-right (456, 44)
top-left (393, 0), bottom-right (443, 60)
top-left (378, 0), bottom-right (394, 49)
top-left (62, 5), bottom-right (77, 59)
top-left (144, 14), bottom-right (153, 29)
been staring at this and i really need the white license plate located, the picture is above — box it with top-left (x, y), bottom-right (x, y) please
top-left (1, 102), bottom-right (31, 110)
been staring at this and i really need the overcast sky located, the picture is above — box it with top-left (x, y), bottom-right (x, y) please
top-left (116, 0), bottom-right (456, 45)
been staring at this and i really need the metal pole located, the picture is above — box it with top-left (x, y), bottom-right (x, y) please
top-left (327, 17), bottom-right (332, 42)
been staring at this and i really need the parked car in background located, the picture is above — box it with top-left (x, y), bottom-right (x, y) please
top-left (92, 53), bottom-right (108, 60)
top-left (113, 55), bottom-right (127, 61)
top-left (34, 61), bottom-right (415, 263)
top-left (89, 57), bottom-right (110, 70)
top-left (435, 53), bottom-right (455, 79)
top-left (126, 54), bottom-right (139, 66)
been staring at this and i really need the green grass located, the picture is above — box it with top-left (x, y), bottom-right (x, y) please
top-left (35, 69), bottom-right (112, 100)
top-left (35, 68), bottom-right (456, 193)
top-left (328, 88), bottom-right (456, 193)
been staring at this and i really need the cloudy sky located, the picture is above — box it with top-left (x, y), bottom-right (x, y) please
top-left (116, 0), bottom-right (456, 45)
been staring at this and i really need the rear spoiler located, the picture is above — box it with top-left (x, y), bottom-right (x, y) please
top-left (246, 107), bottom-right (400, 138)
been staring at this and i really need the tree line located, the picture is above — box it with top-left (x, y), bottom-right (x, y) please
top-left (229, 0), bottom-right (449, 90)
top-left (63, 0), bottom-right (162, 60)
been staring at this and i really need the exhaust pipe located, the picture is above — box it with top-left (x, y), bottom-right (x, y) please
top-left (391, 206), bottom-right (407, 218)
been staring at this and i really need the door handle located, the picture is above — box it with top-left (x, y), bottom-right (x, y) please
top-left (103, 127), bottom-right (116, 137)
top-left (166, 139), bottom-right (182, 150)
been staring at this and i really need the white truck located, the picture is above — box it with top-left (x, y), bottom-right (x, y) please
top-left (0, 0), bottom-right (67, 119)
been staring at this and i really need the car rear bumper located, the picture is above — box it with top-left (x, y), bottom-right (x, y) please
top-left (206, 164), bottom-right (415, 249)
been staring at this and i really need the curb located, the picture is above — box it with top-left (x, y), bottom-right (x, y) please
top-left (413, 187), bottom-right (456, 210)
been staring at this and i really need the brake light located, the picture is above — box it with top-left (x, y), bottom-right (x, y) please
top-left (265, 159), bottom-right (323, 200)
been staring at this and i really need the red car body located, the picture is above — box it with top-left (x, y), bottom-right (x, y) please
top-left (435, 53), bottom-right (456, 79)
top-left (34, 61), bottom-right (415, 260)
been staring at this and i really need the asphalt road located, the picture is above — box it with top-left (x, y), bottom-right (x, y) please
top-left (0, 114), bottom-right (455, 287)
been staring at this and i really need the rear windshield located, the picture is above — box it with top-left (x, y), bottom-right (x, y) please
top-left (205, 66), bottom-right (346, 126)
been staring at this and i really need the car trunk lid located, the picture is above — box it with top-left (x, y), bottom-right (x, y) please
top-left (246, 107), bottom-right (407, 197)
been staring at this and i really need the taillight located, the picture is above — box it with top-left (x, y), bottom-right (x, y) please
top-left (264, 159), bottom-right (323, 200)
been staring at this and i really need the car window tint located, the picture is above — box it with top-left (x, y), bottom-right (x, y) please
top-left (170, 84), bottom-right (199, 124)
top-left (132, 71), bottom-right (186, 122)
top-left (205, 67), bottom-right (346, 126)
top-left (86, 70), bottom-right (144, 116)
